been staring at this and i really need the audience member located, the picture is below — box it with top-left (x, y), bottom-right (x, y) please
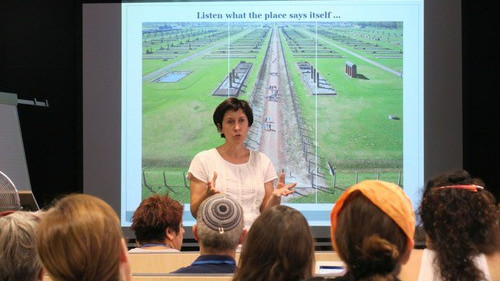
top-left (36, 194), bottom-right (132, 281)
top-left (172, 194), bottom-right (246, 273)
top-left (0, 211), bottom-right (44, 281)
top-left (130, 194), bottom-right (185, 252)
top-left (233, 205), bottom-right (315, 281)
top-left (416, 170), bottom-right (499, 281)
top-left (308, 180), bottom-right (415, 281)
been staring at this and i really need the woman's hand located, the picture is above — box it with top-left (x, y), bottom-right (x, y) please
top-left (190, 172), bottom-right (220, 218)
top-left (273, 172), bottom-right (296, 197)
top-left (206, 172), bottom-right (220, 196)
top-left (262, 172), bottom-right (296, 212)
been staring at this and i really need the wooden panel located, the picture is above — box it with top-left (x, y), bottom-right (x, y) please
top-left (132, 274), bottom-right (233, 281)
top-left (43, 251), bottom-right (345, 280)
top-left (129, 252), bottom-right (199, 274)
top-left (43, 274), bottom-right (232, 281)
top-left (314, 251), bottom-right (340, 262)
top-left (128, 251), bottom-right (341, 274)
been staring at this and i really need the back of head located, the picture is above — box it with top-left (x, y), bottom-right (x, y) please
top-left (419, 170), bottom-right (499, 281)
top-left (234, 205), bottom-right (314, 281)
top-left (36, 194), bottom-right (123, 281)
top-left (196, 194), bottom-right (244, 252)
top-left (0, 211), bottom-right (42, 281)
top-left (131, 194), bottom-right (183, 245)
top-left (331, 180), bottom-right (415, 281)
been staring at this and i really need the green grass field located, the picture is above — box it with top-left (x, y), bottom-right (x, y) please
top-left (282, 25), bottom-right (402, 166)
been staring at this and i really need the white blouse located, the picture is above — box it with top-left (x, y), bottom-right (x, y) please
top-left (188, 148), bottom-right (277, 229)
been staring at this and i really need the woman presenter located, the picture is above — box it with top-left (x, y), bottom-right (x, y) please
top-left (188, 97), bottom-right (296, 229)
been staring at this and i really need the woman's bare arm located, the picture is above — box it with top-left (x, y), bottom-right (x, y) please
top-left (189, 172), bottom-right (219, 218)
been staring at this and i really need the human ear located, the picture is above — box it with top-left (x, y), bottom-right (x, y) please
top-left (425, 235), bottom-right (433, 249)
top-left (239, 229), bottom-right (248, 244)
top-left (119, 239), bottom-right (132, 281)
top-left (166, 227), bottom-right (175, 240)
top-left (193, 224), bottom-right (199, 241)
top-left (37, 267), bottom-right (45, 281)
top-left (400, 246), bottom-right (412, 264)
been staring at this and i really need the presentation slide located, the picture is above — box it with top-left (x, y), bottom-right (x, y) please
top-left (121, 0), bottom-right (423, 227)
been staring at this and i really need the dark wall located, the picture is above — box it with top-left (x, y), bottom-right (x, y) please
top-left (0, 0), bottom-right (498, 207)
top-left (0, 0), bottom-right (82, 207)
top-left (462, 1), bottom-right (500, 199)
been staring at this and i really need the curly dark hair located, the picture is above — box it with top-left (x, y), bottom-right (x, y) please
top-left (131, 194), bottom-right (183, 245)
top-left (419, 170), bottom-right (499, 281)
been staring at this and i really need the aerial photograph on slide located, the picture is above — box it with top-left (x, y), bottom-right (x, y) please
top-left (140, 21), bottom-right (403, 204)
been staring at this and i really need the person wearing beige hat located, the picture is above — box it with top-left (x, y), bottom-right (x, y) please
top-left (307, 180), bottom-right (415, 281)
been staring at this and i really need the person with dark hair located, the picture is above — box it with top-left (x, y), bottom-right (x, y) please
top-left (308, 180), bottom-right (415, 281)
top-left (172, 194), bottom-right (246, 273)
top-left (0, 211), bottom-right (44, 281)
top-left (416, 170), bottom-right (499, 281)
top-left (188, 97), bottom-right (296, 229)
top-left (36, 194), bottom-right (132, 281)
top-left (130, 194), bottom-right (185, 252)
top-left (233, 205), bottom-right (315, 281)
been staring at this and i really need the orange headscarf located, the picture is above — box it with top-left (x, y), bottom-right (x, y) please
top-left (330, 180), bottom-right (415, 254)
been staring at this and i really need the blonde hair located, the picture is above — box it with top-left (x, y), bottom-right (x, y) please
top-left (0, 211), bottom-right (42, 281)
top-left (36, 194), bottom-right (123, 281)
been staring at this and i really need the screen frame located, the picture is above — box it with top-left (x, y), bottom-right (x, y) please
top-left (82, 0), bottom-right (462, 241)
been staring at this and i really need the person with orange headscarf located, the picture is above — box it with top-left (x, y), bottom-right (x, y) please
top-left (307, 180), bottom-right (415, 281)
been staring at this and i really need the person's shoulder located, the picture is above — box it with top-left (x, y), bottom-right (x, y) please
top-left (171, 266), bottom-right (190, 274)
top-left (250, 150), bottom-right (272, 162)
top-left (196, 148), bottom-right (216, 155)
top-left (193, 148), bottom-right (218, 160)
top-left (128, 247), bottom-right (145, 253)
